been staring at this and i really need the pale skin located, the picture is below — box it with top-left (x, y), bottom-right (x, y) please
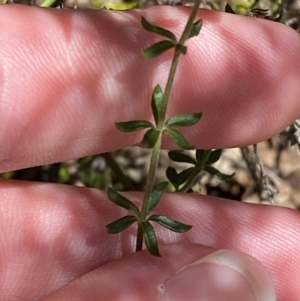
top-left (0, 4), bottom-right (300, 301)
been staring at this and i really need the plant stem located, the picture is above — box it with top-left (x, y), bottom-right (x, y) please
top-left (178, 0), bottom-right (201, 45)
top-left (136, 0), bottom-right (202, 252)
top-left (158, 0), bottom-right (202, 126)
top-left (157, 52), bottom-right (181, 128)
top-left (102, 152), bottom-right (136, 191)
top-left (140, 134), bottom-right (163, 218)
top-left (136, 133), bottom-right (162, 251)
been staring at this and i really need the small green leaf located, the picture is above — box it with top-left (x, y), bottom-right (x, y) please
top-left (196, 149), bottom-right (206, 162)
top-left (206, 149), bottom-right (222, 165)
top-left (225, 3), bottom-right (236, 14)
top-left (148, 181), bottom-right (169, 213)
top-left (151, 85), bottom-right (164, 126)
top-left (141, 221), bottom-right (160, 257)
top-left (176, 44), bottom-right (187, 55)
top-left (142, 40), bottom-right (175, 58)
top-left (115, 120), bottom-right (153, 132)
top-left (166, 167), bottom-right (195, 190)
top-left (148, 214), bottom-right (192, 233)
top-left (106, 215), bottom-right (137, 234)
top-left (165, 127), bottom-right (194, 150)
top-left (204, 166), bottom-right (235, 181)
top-left (142, 128), bottom-right (161, 148)
top-left (188, 19), bottom-right (203, 39)
top-left (107, 187), bottom-right (140, 216)
top-left (166, 167), bottom-right (179, 190)
top-left (174, 167), bottom-right (196, 187)
top-left (166, 112), bottom-right (202, 127)
top-left (168, 151), bottom-right (196, 165)
top-left (141, 17), bottom-right (177, 43)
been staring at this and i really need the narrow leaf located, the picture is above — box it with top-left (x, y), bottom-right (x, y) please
top-left (165, 127), bottom-right (195, 150)
top-left (168, 151), bottom-right (196, 165)
top-left (142, 40), bottom-right (175, 58)
top-left (115, 120), bottom-right (153, 132)
top-left (142, 128), bottom-right (160, 148)
top-left (188, 19), bottom-right (203, 39)
top-left (148, 181), bottom-right (169, 213)
top-left (174, 167), bottom-right (196, 187)
top-left (166, 167), bottom-right (179, 190)
top-left (166, 112), bottom-right (202, 127)
top-left (151, 85), bottom-right (164, 126)
top-left (196, 149), bottom-right (206, 162)
top-left (141, 221), bottom-right (160, 257)
top-left (204, 166), bottom-right (235, 181)
top-left (107, 187), bottom-right (140, 216)
top-left (106, 215), bottom-right (137, 234)
top-left (148, 214), bottom-right (192, 233)
top-left (206, 149), bottom-right (222, 165)
top-left (225, 3), bottom-right (236, 14)
top-left (141, 17), bottom-right (177, 43)
top-left (166, 167), bottom-right (195, 190)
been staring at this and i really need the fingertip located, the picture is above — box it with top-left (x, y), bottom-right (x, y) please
top-left (160, 249), bottom-right (276, 301)
top-left (40, 244), bottom-right (276, 301)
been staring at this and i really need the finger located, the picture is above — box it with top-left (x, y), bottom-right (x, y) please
top-left (0, 6), bottom-right (299, 172)
top-left (0, 180), bottom-right (299, 300)
top-left (40, 244), bottom-right (276, 301)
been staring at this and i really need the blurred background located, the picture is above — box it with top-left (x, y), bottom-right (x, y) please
top-left (0, 0), bottom-right (299, 209)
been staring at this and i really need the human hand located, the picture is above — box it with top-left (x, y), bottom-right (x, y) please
top-left (0, 5), bottom-right (300, 301)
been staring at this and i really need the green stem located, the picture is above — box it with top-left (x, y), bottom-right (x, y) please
top-left (136, 0), bottom-right (202, 252)
top-left (157, 51), bottom-right (181, 127)
top-left (178, 0), bottom-right (202, 45)
top-left (140, 133), bottom-right (163, 219)
top-left (136, 132), bottom-right (162, 252)
top-left (178, 149), bottom-right (211, 192)
top-left (158, 0), bottom-right (202, 126)
top-left (102, 152), bottom-right (136, 191)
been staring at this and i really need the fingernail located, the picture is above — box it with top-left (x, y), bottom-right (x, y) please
top-left (158, 249), bottom-right (276, 301)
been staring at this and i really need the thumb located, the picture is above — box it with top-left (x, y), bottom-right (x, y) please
top-left (40, 243), bottom-right (276, 301)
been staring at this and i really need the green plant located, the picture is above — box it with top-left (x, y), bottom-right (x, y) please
top-left (105, 0), bottom-right (234, 256)
top-left (105, 0), bottom-right (300, 257)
